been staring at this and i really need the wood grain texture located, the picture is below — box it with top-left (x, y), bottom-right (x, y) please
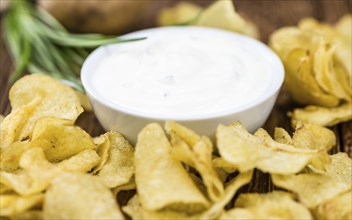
top-left (0, 0), bottom-right (351, 210)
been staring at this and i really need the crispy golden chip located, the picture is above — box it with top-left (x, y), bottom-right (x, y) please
top-left (56, 149), bottom-right (100, 173)
top-left (1, 148), bottom-right (100, 195)
top-left (75, 90), bottom-right (92, 112)
top-left (0, 98), bottom-right (41, 151)
top-left (274, 127), bottom-right (293, 145)
top-left (112, 177), bottom-right (136, 195)
top-left (217, 123), bottom-right (317, 174)
top-left (31, 118), bottom-right (96, 162)
top-left (123, 195), bottom-right (200, 220)
top-left (291, 103), bottom-right (352, 127)
top-left (0, 194), bottom-right (43, 217)
top-left (0, 141), bottom-right (31, 172)
top-left (91, 134), bottom-right (111, 174)
top-left (255, 127), bottom-right (330, 171)
top-left (165, 121), bottom-right (200, 147)
top-left (9, 210), bottom-right (43, 220)
top-left (158, 1), bottom-right (201, 26)
top-left (313, 190), bottom-right (352, 220)
top-left (234, 191), bottom-right (312, 219)
top-left (158, 0), bottom-right (259, 38)
top-left (0, 114), bottom-right (4, 123)
top-left (167, 123), bottom-right (224, 202)
top-left (272, 173), bottom-right (351, 208)
top-left (326, 152), bottom-right (352, 185)
top-left (212, 157), bottom-right (237, 174)
top-left (43, 173), bottom-right (124, 219)
top-left (9, 74), bottom-right (83, 140)
top-left (219, 208), bottom-right (256, 219)
top-left (97, 132), bottom-right (134, 188)
top-left (292, 122), bottom-right (336, 151)
top-left (135, 123), bottom-right (209, 213)
top-left (195, 0), bottom-right (259, 38)
top-left (283, 48), bottom-right (339, 107)
top-left (200, 171), bottom-right (253, 219)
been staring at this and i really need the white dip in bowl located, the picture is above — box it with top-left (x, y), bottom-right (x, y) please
top-left (81, 27), bottom-right (284, 143)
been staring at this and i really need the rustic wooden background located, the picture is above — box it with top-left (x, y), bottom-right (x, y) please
top-left (0, 0), bottom-right (351, 207)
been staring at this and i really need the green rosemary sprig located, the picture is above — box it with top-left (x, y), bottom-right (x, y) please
top-left (2, 0), bottom-right (145, 92)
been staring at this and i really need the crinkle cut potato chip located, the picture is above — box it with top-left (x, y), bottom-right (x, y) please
top-left (31, 118), bottom-right (96, 162)
top-left (313, 190), bottom-right (352, 220)
top-left (135, 123), bottom-right (209, 213)
top-left (0, 193), bottom-right (43, 217)
top-left (43, 173), bottom-right (124, 219)
top-left (216, 122), bottom-right (318, 174)
top-left (97, 131), bottom-right (134, 188)
top-left (233, 191), bottom-right (312, 219)
top-left (291, 103), bottom-right (352, 127)
top-left (271, 173), bottom-right (351, 208)
top-left (8, 74), bottom-right (83, 140)
top-left (158, 0), bottom-right (259, 38)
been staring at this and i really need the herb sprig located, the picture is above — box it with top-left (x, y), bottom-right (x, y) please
top-left (2, 0), bottom-right (145, 91)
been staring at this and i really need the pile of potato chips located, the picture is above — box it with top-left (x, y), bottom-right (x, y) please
top-left (269, 15), bottom-right (352, 127)
top-left (1, 74), bottom-right (351, 219)
top-left (158, 0), bottom-right (259, 39)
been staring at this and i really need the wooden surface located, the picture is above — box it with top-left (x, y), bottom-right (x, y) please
top-left (0, 0), bottom-right (351, 209)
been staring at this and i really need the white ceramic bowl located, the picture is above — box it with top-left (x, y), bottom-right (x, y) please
top-left (81, 27), bottom-right (284, 144)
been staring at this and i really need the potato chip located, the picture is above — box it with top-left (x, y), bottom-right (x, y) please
top-left (283, 48), bottom-right (339, 107)
top-left (194, 0), bottom-right (259, 38)
top-left (31, 118), bottom-right (96, 162)
top-left (165, 121), bottom-right (200, 147)
top-left (112, 177), bottom-right (136, 195)
top-left (91, 134), bottom-right (111, 174)
top-left (0, 97), bottom-right (41, 151)
top-left (43, 172), bottom-right (124, 219)
top-left (234, 191), bottom-right (312, 219)
top-left (313, 190), bottom-right (352, 220)
top-left (97, 131), bottom-right (134, 188)
top-left (56, 149), bottom-right (100, 173)
top-left (9, 74), bottom-right (83, 140)
top-left (135, 123), bottom-right (209, 213)
top-left (0, 194), bottom-right (43, 216)
top-left (9, 210), bottom-right (43, 220)
top-left (1, 147), bottom-right (100, 195)
top-left (158, 0), bottom-right (259, 38)
top-left (274, 127), bottom-right (293, 145)
top-left (271, 173), bottom-right (351, 208)
top-left (166, 122), bottom-right (224, 202)
top-left (200, 171), bottom-right (253, 219)
top-left (158, 1), bottom-right (202, 26)
top-left (216, 122), bottom-right (317, 174)
top-left (219, 208), bottom-right (256, 219)
top-left (291, 103), bottom-right (352, 127)
top-left (123, 195), bottom-right (200, 220)
top-left (212, 157), bottom-right (237, 174)
top-left (326, 152), bottom-right (352, 185)
top-left (292, 122), bottom-right (336, 151)
top-left (0, 141), bottom-right (31, 172)
top-left (75, 90), bottom-right (92, 112)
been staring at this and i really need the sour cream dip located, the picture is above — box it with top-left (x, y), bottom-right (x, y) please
top-left (87, 27), bottom-right (274, 118)
top-left (82, 27), bottom-right (284, 142)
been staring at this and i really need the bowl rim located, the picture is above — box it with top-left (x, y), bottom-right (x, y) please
top-left (81, 26), bottom-right (284, 121)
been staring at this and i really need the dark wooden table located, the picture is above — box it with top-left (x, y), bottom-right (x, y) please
top-left (1, 0), bottom-right (351, 206)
